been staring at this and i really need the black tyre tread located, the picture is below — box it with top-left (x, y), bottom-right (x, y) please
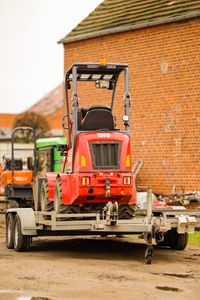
top-left (54, 178), bottom-right (69, 214)
top-left (118, 205), bottom-right (135, 219)
top-left (14, 215), bottom-right (30, 252)
top-left (167, 229), bottom-right (188, 250)
top-left (40, 180), bottom-right (54, 212)
top-left (6, 213), bottom-right (15, 249)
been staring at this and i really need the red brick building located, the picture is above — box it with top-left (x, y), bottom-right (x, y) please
top-left (59, 0), bottom-right (200, 194)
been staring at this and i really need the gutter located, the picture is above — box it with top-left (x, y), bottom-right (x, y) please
top-left (58, 12), bottom-right (200, 44)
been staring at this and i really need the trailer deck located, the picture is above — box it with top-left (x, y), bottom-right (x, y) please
top-left (9, 207), bottom-right (199, 235)
top-left (5, 198), bottom-right (200, 265)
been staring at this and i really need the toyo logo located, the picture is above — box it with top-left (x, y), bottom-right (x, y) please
top-left (97, 133), bottom-right (111, 138)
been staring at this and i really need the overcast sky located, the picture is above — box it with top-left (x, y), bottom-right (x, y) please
top-left (0, 0), bottom-right (102, 113)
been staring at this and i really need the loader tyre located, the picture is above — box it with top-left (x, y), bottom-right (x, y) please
top-left (167, 229), bottom-right (188, 250)
top-left (13, 215), bottom-right (30, 252)
top-left (40, 180), bottom-right (53, 212)
top-left (118, 205), bottom-right (135, 219)
top-left (6, 213), bottom-right (15, 249)
top-left (54, 177), bottom-right (69, 214)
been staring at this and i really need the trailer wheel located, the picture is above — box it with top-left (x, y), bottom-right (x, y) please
top-left (54, 177), bottom-right (68, 214)
top-left (13, 215), bottom-right (30, 252)
top-left (167, 229), bottom-right (188, 250)
top-left (40, 180), bottom-right (53, 211)
top-left (6, 213), bottom-right (15, 249)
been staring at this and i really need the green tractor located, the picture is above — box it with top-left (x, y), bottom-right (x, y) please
top-left (32, 136), bottom-right (67, 210)
top-left (36, 136), bottom-right (66, 174)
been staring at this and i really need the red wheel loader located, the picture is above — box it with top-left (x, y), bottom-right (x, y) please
top-left (39, 62), bottom-right (136, 218)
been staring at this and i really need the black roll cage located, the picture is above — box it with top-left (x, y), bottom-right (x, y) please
top-left (11, 127), bottom-right (37, 180)
top-left (64, 62), bottom-right (131, 150)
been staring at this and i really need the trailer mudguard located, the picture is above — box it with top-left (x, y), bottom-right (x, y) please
top-left (6, 208), bottom-right (37, 236)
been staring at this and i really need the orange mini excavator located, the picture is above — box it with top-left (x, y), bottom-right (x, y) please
top-left (0, 127), bottom-right (36, 207)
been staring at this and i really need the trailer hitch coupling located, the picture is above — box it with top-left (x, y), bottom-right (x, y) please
top-left (103, 201), bottom-right (118, 225)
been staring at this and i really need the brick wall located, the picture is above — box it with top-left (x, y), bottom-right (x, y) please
top-left (63, 18), bottom-right (200, 194)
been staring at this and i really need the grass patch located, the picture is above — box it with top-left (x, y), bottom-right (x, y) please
top-left (188, 231), bottom-right (200, 246)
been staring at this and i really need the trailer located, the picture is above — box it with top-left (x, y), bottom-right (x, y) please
top-left (5, 188), bottom-right (200, 264)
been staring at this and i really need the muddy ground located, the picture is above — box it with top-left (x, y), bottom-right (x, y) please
top-left (0, 214), bottom-right (200, 300)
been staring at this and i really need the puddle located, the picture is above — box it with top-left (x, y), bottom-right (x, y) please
top-left (156, 286), bottom-right (183, 292)
top-left (151, 271), bottom-right (193, 278)
top-left (162, 272), bottom-right (193, 278)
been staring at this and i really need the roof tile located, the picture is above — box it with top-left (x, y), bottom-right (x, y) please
top-left (28, 84), bottom-right (63, 115)
top-left (59, 0), bottom-right (200, 44)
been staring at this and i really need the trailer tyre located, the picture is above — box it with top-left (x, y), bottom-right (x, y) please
top-left (13, 215), bottom-right (30, 252)
top-left (6, 213), bottom-right (15, 249)
top-left (167, 229), bottom-right (188, 250)
top-left (40, 180), bottom-right (53, 211)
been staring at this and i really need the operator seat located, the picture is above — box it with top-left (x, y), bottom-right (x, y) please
top-left (77, 107), bottom-right (88, 130)
top-left (5, 158), bottom-right (23, 170)
top-left (81, 106), bottom-right (114, 131)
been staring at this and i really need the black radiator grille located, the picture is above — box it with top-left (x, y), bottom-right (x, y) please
top-left (90, 142), bottom-right (121, 169)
